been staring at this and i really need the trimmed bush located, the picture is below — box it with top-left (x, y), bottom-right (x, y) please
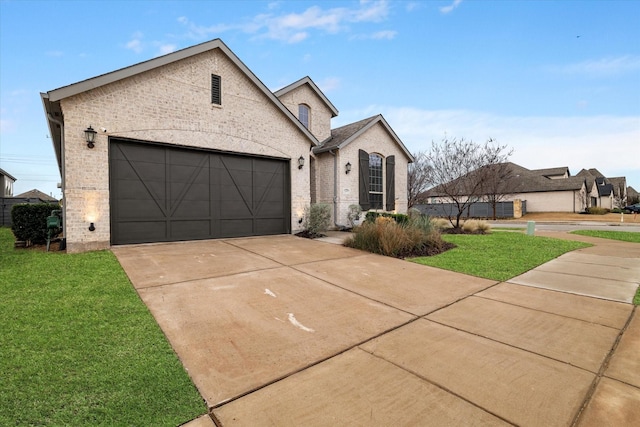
top-left (11, 203), bottom-right (61, 245)
top-left (303, 203), bottom-right (331, 235)
top-left (587, 207), bottom-right (608, 215)
top-left (364, 211), bottom-right (409, 225)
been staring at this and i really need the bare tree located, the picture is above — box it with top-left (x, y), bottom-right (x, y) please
top-left (479, 163), bottom-right (517, 219)
top-left (407, 150), bottom-right (432, 209)
top-left (425, 137), bottom-right (512, 228)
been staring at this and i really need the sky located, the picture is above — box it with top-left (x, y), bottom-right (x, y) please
top-left (1, 0), bottom-right (639, 200)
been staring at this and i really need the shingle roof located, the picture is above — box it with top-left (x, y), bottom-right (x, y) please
top-left (14, 189), bottom-right (58, 202)
top-left (313, 115), bottom-right (414, 161)
top-left (424, 162), bottom-right (585, 197)
top-left (530, 166), bottom-right (570, 178)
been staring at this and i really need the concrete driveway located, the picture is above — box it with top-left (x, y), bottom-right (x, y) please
top-left (112, 234), bottom-right (639, 426)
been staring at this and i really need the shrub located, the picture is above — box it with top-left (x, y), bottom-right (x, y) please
top-left (347, 204), bottom-right (362, 228)
top-left (364, 211), bottom-right (409, 225)
top-left (430, 217), bottom-right (452, 231)
top-left (587, 207), bottom-right (608, 215)
top-left (303, 203), bottom-right (331, 235)
top-left (462, 219), bottom-right (492, 234)
top-left (345, 214), bottom-right (451, 258)
top-left (11, 203), bottom-right (61, 245)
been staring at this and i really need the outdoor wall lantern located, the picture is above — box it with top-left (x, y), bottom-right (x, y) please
top-left (88, 222), bottom-right (96, 232)
top-left (345, 161), bottom-right (352, 174)
top-left (298, 156), bottom-right (305, 169)
top-left (84, 126), bottom-right (97, 149)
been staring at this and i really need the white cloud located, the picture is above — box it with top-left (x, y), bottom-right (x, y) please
top-left (158, 44), bottom-right (178, 55)
top-left (440, 0), bottom-right (463, 14)
top-left (46, 50), bottom-right (64, 57)
top-left (351, 30), bottom-right (397, 40)
top-left (177, 1), bottom-right (392, 44)
top-left (125, 32), bottom-right (144, 53)
top-left (318, 77), bottom-right (341, 93)
top-left (552, 55), bottom-right (640, 77)
top-left (345, 105), bottom-right (640, 179)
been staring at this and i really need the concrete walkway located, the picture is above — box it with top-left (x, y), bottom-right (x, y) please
top-left (112, 231), bottom-right (639, 427)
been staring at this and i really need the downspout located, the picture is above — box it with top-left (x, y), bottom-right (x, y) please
top-left (329, 149), bottom-right (340, 229)
top-left (46, 113), bottom-right (65, 239)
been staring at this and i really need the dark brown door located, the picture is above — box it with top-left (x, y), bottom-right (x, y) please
top-left (109, 139), bottom-right (290, 245)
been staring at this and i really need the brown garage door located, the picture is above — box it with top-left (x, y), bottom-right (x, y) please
top-left (109, 138), bottom-right (290, 245)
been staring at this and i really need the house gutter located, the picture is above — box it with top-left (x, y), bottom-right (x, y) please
top-left (46, 113), bottom-right (66, 234)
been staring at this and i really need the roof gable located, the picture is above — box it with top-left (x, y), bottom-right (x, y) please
top-left (274, 76), bottom-right (338, 117)
top-left (42, 39), bottom-right (319, 172)
top-left (314, 114), bottom-right (414, 162)
top-left (0, 167), bottom-right (17, 181)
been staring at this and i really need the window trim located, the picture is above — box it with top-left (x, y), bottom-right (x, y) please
top-left (298, 104), bottom-right (310, 129)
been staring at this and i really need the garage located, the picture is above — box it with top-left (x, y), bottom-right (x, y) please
top-left (109, 138), bottom-right (291, 245)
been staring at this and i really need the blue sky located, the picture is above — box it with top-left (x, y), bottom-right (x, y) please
top-left (1, 0), bottom-right (639, 199)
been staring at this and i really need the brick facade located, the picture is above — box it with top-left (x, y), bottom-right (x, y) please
top-left (44, 39), bottom-right (411, 252)
top-left (58, 48), bottom-right (310, 252)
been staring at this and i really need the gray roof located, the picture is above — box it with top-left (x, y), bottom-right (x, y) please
top-left (274, 76), bottom-right (339, 117)
top-left (14, 189), bottom-right (58, 202)
top-left (313, 115), bottom-right (414, 161)
top-left (425, 162), bottom-right (585, 197)
top-left (530, 166), bottom-right (570, 177)
top-left (0, 167), bottom-right (17, 181)
top-left (41, 38), bottom-right (319, 172)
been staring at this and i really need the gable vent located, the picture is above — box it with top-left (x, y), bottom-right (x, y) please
top-left (211, 74), bottom-right (221, 105)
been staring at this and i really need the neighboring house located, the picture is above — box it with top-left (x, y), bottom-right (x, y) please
top-left (0, 167), bottom-right (16, 197)
top-left (627, 186), bottom-right (639, 204)
top-left (14, 189), bottom-right (59, 203)
top-left (575, 168), bottom-right (626, 209)
top-left (1, 188), bottom-right (58, 227)
top-left (424, 162), bottom-right (588, 213)
top-left (41, 38), bottom-right (412, 253)
top-left (424, 162), bottom-right (632, 214)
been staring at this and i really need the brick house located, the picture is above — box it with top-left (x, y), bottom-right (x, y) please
top-left (41, 39), bottom-right (412, 253)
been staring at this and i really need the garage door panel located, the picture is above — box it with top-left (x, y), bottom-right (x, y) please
top-left (256, 219), bottom-right (286, 234)
top-left (110, 139), bottom-right (290, 245)
top-left (117, 221), bottom-right (167, 244)
top-left (170, 220), bottom-right (211, 240)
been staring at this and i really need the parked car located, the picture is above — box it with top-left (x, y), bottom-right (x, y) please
top-left (623, 203), bottom-right (640, 213)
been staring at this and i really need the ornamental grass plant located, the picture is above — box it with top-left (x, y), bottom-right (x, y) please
top-left (345, 215), bottom-right (453, 258)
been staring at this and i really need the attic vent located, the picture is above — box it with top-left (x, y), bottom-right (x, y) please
top-left (211, 74), bottom-right (221, 105)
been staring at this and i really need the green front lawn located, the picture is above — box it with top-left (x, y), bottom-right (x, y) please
top-left (570, 229), bottom-right (640, 243)
top-left (0, 228), bottom-right (206, 426)
top-left (411, 232), bottom-right (591, 282)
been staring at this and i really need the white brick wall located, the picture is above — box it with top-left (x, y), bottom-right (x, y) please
top-left (314, 122), bottom-right (410, 227)
top-left (60, 48), bottom-right (311, 252)
top-left (276, 84), bottom-right (333, 142)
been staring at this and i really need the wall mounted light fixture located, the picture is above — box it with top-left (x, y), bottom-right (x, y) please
top-left (298, 156), bottom-right (305, 169)
top-left (345, 161), bottom-right (352, 174)
top-left (85, 126), bottom-right (97, 148)
top-left (88, 222), bottom-right (96, 232)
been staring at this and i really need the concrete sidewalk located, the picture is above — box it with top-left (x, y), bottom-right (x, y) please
top-left (113, 232), bottom-right (639, 427)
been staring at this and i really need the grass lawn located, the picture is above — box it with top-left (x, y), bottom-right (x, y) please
top-left (0, 228), bottom-right (206, 426)
top-left (411, 232), bottom-right (591, 282)
top-left (570, 229), bottom-right (640, 244)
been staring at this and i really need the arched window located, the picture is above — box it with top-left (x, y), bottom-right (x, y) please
top-left (298, 104), bottom-right (310, 129)
top-left (369, 153), bottom-right (383, 210)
